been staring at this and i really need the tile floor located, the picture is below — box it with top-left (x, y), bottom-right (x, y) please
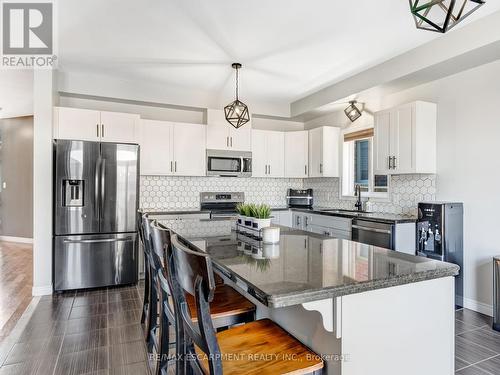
top-left (0, 284), bottom-right (150, 375)
top-left (455, 309), bottom-right (500, 374)
top-left (0, 284), bottom-right (499, 374)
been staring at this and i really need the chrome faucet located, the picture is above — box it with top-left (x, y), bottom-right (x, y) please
top-left (354, 184), bottom-right (363, 211)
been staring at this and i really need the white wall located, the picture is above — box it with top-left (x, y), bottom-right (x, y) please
top-left (349, 60), bottom-right (500, 315)
top-left (32, 70), bottom-right (56, 296)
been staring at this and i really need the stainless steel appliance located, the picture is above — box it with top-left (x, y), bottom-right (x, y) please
top-left (494, 256), bottom-right (500, 331)
top-left (352, 219), bottom-right (395, 249)
top-left (206, 149), bottom-right (252, 177)
top-left (200, 192), bottom-right (244, 218)
top-left (416, 202), bottom-right (463, 307)
top-left (286, 189), bottom-right (313, 208)
top-left (53, 140), bottom-right (139, 291)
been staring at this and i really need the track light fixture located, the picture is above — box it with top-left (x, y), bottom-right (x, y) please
top-left (344, 101), bottom-right (362, 122)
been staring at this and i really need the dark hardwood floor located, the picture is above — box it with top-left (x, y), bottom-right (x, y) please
top-left (0, 241), bottom-right (33, 345)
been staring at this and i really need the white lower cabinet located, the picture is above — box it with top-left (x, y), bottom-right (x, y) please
top-left (139, 120), bottom-right (206, 176)
top-left (271, 210), bottom-right (293, 227)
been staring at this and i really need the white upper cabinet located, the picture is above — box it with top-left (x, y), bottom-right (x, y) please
top-left (54, 107), bottom-right (139, 143)
top-left (173, 122), bottom-right (206, 176)
top-left (99, 111), bottom-right (139, 143)
top-left (138, 120), bottom-right (206, 176)
top-left (139, 120), bottom-right (174, 176)
top-left (373, 101), bottom-right (437, 175)
top-left (308, 126), bottom-right (340, 178)
top-left (284, 131), bottom-right (309, 178)
top-left (252, 129), bottom-right (285, 178)
top-left (54, 107), bottom-right (101, 142)
top-left (206, 109), bottom-right (251, 151)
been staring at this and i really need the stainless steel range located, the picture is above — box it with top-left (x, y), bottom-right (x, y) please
top-left (200, 192), bottom-right (244, 218)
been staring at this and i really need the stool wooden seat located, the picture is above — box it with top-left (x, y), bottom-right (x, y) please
top-left (168, 233), bottom-right (324, 375)
top-left (197, 318), bottom-right (324, 375)
top-left (186, 284), bottom-right (256, 325)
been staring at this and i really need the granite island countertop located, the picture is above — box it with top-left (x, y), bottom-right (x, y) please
top-left (155, 217), bottom-right (459, 308)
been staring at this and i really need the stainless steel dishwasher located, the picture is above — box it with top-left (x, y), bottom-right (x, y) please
top-left (351, 218), bottom-right (395, 249)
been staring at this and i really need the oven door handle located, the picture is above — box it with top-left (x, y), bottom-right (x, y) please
top-left (352, 225), bottom-right (392, 234)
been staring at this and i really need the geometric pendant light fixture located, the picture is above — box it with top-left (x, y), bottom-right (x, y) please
top-left (224, 63), bottom-right (250, 129)
top-left (409, 0), bottom-right (486, 33)
top-left (344, 100), bottom-right (363, 122)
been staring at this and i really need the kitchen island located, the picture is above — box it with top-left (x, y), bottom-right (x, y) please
top-left (152, 216), bottom-right (459, 375)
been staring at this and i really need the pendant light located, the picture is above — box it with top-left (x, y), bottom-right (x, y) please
top-left (224, 63), bottom-right (250, 129)
top-left (344, 101), bottom-right (362, 122)
top-left (409, 0), bottom-right (485, 33)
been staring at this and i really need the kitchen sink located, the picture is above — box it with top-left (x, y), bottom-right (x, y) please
top-left (320, 209), bottom-right (373, 214)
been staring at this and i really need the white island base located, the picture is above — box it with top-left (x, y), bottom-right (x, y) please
top-left (238, 276), bottom-right (455, 375)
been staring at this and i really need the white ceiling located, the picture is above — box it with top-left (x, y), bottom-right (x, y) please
top-left (0, 70), bottom-right (33, 119)
top-left (56, 0), bottom-right (500, 115)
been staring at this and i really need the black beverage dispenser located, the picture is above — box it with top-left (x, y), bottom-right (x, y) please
top-left (417, 202), bottom-right (464, 307)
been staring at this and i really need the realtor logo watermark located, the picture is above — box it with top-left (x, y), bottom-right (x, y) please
top-left (1, 0), bottom-right (57, 68)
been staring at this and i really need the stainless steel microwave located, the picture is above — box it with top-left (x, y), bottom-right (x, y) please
top-left (206, 149), bottom-right (252, 177)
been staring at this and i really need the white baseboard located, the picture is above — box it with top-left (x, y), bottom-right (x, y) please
top-left (32, 284), bottom-right (53, 296)
top-left (463, 297), bottom-right (493, 317)
top-left (0, 236), bottom-right (33, 244)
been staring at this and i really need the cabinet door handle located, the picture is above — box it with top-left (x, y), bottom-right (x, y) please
top-left (96, 124), bottom-right (99, 138)
top-left (170, 161), bottom-right (173, 172)
top-left (226, 137), bottom-right (229, 147)
top-left (269, 165), bottom-right (271, 175)
top-left (305, 165), bottom-right (307, 176)
top-left (388, 156), bottom-right (392, 169)
top-left (230, 137), bottom-right (233, 147)
top-left (320, 163), bottom-right (323, 174)
top-left (101, 124), bottom-right (104, 138)
top-left (175, 161), bottom-right (177, 172)
top-left (393, 156), bottom-right (397, 169)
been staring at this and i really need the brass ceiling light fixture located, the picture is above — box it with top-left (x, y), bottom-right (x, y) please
top-left (344, 101), bottom-right (362, 122)
top-left (409, 0), bottom-right (486, 33)
top-left (224, 63), bottom-right (250, 129)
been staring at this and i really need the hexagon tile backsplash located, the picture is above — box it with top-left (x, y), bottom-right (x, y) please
top-left (303, 175), bottom-right (436, 216)
top-left (140, 174), bottom-right (435, 215)
top-left (140, 176), bottom-right (302, 212)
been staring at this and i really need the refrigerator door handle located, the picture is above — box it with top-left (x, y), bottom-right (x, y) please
top-left (94, 157), bottom-right (101, 219)
top-left (100, 159), bottom-right (106, 219)
top-left (62, 237), bottom-right (135, 244)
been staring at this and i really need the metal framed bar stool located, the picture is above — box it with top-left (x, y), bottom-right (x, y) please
top-left (169, 233), bottom-right (324, 375)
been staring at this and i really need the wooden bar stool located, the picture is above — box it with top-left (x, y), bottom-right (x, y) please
top-left (149, 222), bottom-right (257, 375)
top-left (169, 234), bottom-right (324, 375)
top-left (140, 214), bottom-right (161, 355)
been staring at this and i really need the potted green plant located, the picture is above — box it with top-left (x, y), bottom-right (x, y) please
top-left (236, 203), bottom-right (245, 225)
top-left (244, 204), bottom-right (257, 230)
top-left (252, 204), bottom-right (272, 230)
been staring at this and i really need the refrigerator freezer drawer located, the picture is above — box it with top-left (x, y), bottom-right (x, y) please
top-left (54, 233), bottom-right (138, 291)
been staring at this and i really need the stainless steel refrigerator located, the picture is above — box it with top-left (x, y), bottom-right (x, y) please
top-left (53, 139), bottom-right (139, 291)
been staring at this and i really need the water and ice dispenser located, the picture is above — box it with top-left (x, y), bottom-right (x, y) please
top-left (63, 179), bottom-right (84, 207)
top-left (417, 202), bottom-right (464, 307)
